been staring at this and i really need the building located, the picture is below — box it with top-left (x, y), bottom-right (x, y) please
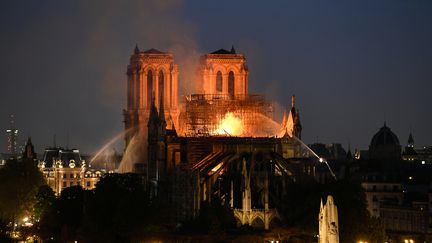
top-left (357, 126), bottom-right (432, 240)
top-left (123, 46), bottom-right (180, 148)
top-left (380, 202), bottom-right (429, 235)
top-left (123, 46), bottom-right (319, 228)
top-left (310, 143), bottom-right (347, 161)
top-left (361, 178), bottom-right (404, 217)
top-left (5, 114), bottom-right (19, 157)
top-left (402, 132), bottom-right (432, 164)
top-left (369, 122), bottom-right (402, 160)
top-left (38, 146), bottom-right (103, 195)
top-left (197, 47), bottom-right (248, 96)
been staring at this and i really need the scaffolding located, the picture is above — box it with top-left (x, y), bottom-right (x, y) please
top-left (183, 94), bottom-right (274, 137)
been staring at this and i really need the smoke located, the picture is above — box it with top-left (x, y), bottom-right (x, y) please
top-left (79, 0), bottom-right (202, 109)
top-left (78, 0), bottom-right (202, 155)
top-left (169, 43), bottom-right (202, 96)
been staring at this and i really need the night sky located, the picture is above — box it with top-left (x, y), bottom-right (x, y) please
top-left (1, 0), bottom-right (431, 155)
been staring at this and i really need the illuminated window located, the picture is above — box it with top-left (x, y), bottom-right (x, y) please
top-left (216, 71), bottom-right (222, 92)
top-left (228, 71), bottom-right (234, 96)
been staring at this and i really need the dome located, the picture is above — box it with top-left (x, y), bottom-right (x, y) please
top-left (369, 122), bottom-right (401, 160)
top-left (370, 123), bottom-right (400, 148)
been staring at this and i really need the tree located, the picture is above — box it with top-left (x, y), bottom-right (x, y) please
top-left (33, 185), bottom-right (56, 221)
top-left (57, 185), bottom-right (85, 241)
top-left (33, 185), bottom-right (58, 241)
top-left (81, 173), bottom-right (150, 242)
top-left (0, 158), bottom-right (45, 223)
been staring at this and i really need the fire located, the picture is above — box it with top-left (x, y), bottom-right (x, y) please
top-left (215, 112), bottom-right (243, 136)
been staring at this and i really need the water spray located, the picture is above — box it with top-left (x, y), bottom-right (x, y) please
top-left (90, 128), bottom-right (134, 165)
top-left (292, 136), bottom-right (337, 180)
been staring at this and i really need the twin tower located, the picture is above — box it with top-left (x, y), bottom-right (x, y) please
top-left (123, 46), bottom-right (249, 145)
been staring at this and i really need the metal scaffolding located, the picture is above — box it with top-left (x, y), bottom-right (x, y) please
top-left (182, 94), bottom-right (274, 137)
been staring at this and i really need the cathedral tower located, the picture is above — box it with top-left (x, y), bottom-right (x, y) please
top-left (124, 45), bottom-right (179, 146)
top-left (197, 47), bottom-right (248, 97)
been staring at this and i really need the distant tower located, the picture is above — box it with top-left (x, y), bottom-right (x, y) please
top-left (6, 115), bottom-right (18, 154)
top-left (124, 45), bottom-right (179, 147)
top-left (403, 131), bottom-right (417, 160)
top-left (22, 137), bottom-right (36, 160)
top-left (319, 195), bottom-right (339, 243)
top-left (407, 132), bottom-right (414, 148)
top-left (198, 47), bottom-right (248, 96)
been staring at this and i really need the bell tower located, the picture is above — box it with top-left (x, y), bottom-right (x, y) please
top-left (124, 45), bottom-right (179, 146)
top-left (198, 46), bottom-right (248, 97)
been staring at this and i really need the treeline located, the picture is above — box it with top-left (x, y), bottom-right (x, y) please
top-left (0, 159), bottom-right (386, 242)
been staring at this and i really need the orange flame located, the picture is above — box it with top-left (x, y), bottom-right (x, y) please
top-left (215, 112), bottom-right (243, 136)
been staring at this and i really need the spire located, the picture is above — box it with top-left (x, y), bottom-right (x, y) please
top-left (241, 157), bottom-right (251, 212)
top-left (134, 44), bottom-right (140, 54)
top-left (291, 95), bottom-right (295, 108)
top-left (408, 131), bottom-right (414, 148)
top-left (23, 136), bottom-right (36, 159)
top-left (158, 89), bottom-right (166, 125)
top-left (230, 45), bottom-right (236, 54)
top-left (149, 92), bottom-right (159, 122)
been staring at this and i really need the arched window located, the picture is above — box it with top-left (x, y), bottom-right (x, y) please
top-left (158, 70), bottom-right (164, 103)
top-left (216, 71), bottom-right (222, 93)
top-left (147, 70), bottom-right (153, 107)
top-left (135, 72), bottom-right (140, 108)
top-left (228, 71), bottom-right (235, 96)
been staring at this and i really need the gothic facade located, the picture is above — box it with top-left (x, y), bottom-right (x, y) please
top-left (123, 46), bottom-right (309, 229)
top-left (124, 46), bottom-right (179, 147)
top-left (197, 47), bottom-right (248, 96)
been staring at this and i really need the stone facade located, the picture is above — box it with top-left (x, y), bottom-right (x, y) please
top-left (197, 47), bottom-right (248, 97)
top-left (124, 46), bottom-right (179, 147)
top-left (38, 147), bottom-right (103, 195)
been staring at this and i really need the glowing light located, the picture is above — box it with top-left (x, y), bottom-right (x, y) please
top-left (211, 162), bottom-right (223, 173)
top-left (319, 158), bottom-right (324, 163)
top-left (23, 217), bottom-right (29, 222)
top-left (215, 112), bottom-right (243, 136)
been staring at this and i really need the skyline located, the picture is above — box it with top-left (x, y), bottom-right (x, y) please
top-left (1, 0), bottom-right (431, 154)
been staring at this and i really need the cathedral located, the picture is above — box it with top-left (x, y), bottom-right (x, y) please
top-left (123, 45), bottom-right (308, 228)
